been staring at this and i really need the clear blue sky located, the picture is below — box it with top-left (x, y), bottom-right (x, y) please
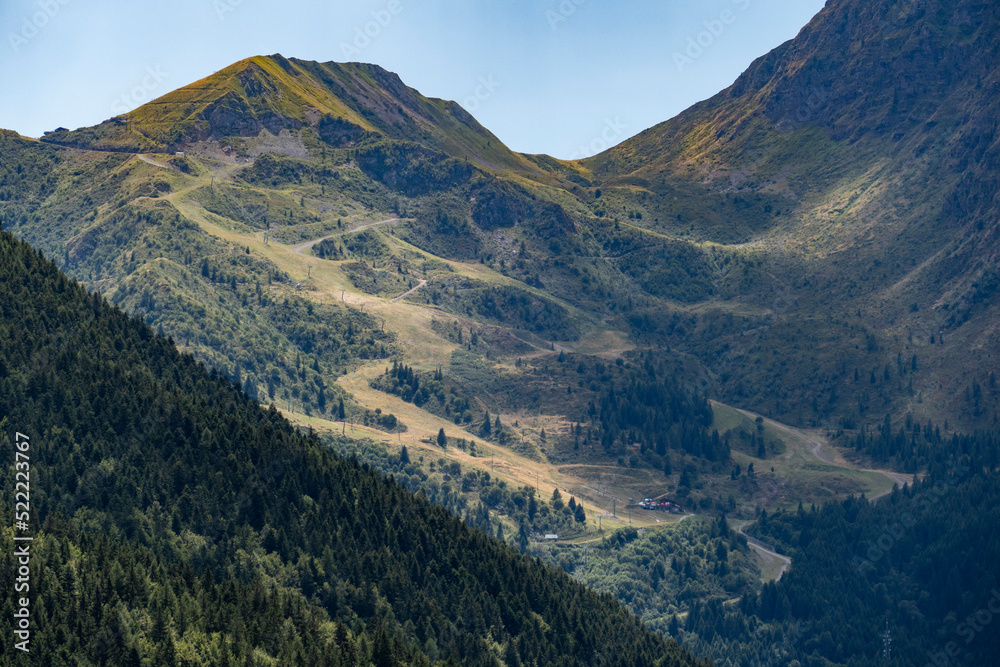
top-left (0, 0), bottom-right (825, 158)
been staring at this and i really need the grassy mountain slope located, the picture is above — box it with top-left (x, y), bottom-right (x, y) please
top-left (3, 11), bottom-right (964, 546)
top-left (40, 55), bottom-right (542, 177)
top-left (579, 0), bottom-right (1000, 430)
top-left (0, 230), bottom-right (707, 667)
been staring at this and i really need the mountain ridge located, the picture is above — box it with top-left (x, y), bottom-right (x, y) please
top-left (38, 54), bottom-right (546, 178)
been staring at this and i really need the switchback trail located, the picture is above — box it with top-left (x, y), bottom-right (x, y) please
top-left (391, 279), bottom-right (427, 302)
top-left (290, 218), bottom-right (403, 255)
top-left (734, 407), bottom-right (913, 498)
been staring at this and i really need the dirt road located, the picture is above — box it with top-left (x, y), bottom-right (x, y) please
top-left (290, 218), bottom-right (403, 255)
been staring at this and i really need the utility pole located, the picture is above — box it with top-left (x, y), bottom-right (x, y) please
top-left (612, 498), bottom-right (616, 517)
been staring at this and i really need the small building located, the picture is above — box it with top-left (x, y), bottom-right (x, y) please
top-left (638, 498), bottom-right (682, 513)
top-left (544, 534), bottom-right (558, 541)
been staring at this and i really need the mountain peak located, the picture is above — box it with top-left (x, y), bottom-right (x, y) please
top-left (38, 55), bottom-right (533, 172)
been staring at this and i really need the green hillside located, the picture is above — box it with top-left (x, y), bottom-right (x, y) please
top-left (3, 0), bottom-right (1000, 665)
top-left (579, 0), bottom-right (1000, 430)
top-left (39, 55), bottom-right (543, 177)
top-left (0, 230), bottom-right (706, 666)
top-left (5, 2), bottom-right (999, 445)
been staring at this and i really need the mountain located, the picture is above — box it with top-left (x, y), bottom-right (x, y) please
top-left (580, 0), bottom-right (1000, 429)
top-left (0, 229), bottom-right (705, 666)
top-left (2, 0), bottom-right (1000, 665)
top-left (40, 55), bottom-right (543, 176)
top-left (1, 0), bottom-right (996, 568)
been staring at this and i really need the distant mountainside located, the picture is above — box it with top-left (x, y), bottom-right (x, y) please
top-left (0, 230), bottom-right (705, 666)
top-left (581, 0), bottom-right (1000, 428)
top-left (4, 1), bottom-right (1000, 665)
top-left (41, 55), bottom-right (541, 175)
top-left (1, 0), bottom-right (998, 562)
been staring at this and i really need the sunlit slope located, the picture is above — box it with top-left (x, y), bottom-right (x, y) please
top-left (41, 55), bottom-right (541, 174)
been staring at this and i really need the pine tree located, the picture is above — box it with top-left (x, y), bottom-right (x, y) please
top-left (482, 410), bottom-right (492, 436)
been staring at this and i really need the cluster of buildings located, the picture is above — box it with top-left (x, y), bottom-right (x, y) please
top-left (638, 498), bottom-right (682, 513)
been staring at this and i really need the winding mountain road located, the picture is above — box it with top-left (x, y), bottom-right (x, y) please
top-left (290, 217), bottom-right (403, 255)
top-left (137, 154), bottom-right (174, 170)
top-left (742, 409), bottom-right (913, 495)
top-left (737, 522), bottom-right (791, 582)
top-left (391, 279), bottom-right (428, 302)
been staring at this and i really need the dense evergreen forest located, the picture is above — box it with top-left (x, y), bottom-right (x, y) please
top-left (846, 413), bottom-right (1000, 473)
top-left (720, 459), bottom-right (1000, 666)
top-left (327, 437), bottom-right (588, 546)
top-left (0, 231), bottom-right (706, 666)
top-left (549, 457), bottom-right (1000, 666)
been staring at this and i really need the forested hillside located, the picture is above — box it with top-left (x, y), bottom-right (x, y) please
top-left (552, 458), bottom-right (1000, 666)
top-left (0, 231), bottom-right (706, 666)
